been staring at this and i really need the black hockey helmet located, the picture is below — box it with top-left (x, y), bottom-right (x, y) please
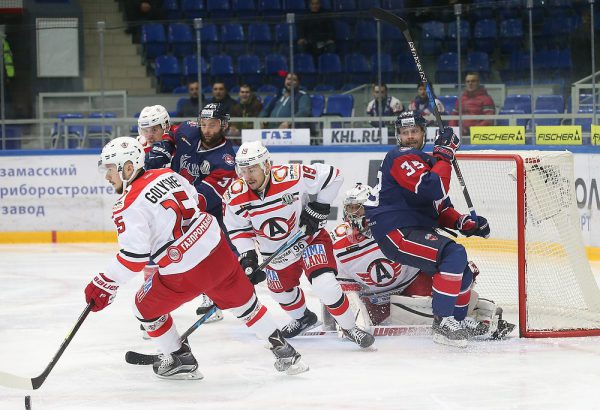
top-left (395, 110), bottom-right (427, 149)
top-left (198, 102), bottom-right (230, 130)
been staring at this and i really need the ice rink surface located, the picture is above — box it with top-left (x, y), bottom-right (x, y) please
top-left (1, 243), bottom-right (600, 410)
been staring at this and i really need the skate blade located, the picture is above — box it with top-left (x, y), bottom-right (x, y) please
top-left (433, 333), bottom-right (468, 348)
top-left (296, 320), bottom-right (323, 336)
top-left (204, 311), bottom-right (224, 323)
top-left (285, 360), bottom-right (310, 375)
top-left (155, 369), bottom-right (204, 380)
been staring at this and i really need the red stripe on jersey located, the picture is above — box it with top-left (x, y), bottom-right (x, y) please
top-left (438, 206), bottom-right (461, 229)
top-left (432, 272), bottom-right (463, 296)
top-left (197, 193), bottom-right (207, 212)
top-left (162, 131), bottom-right (176, 144)
top-left (339, 245), bottom-right (379, 264)
top-left (341, 282), bottom-right (362, 292)
top-left (430, 160), bottom-right (451, 194)
top-left (245, 305), bottom-right (268, 327)
top-left (204, 168), bottom-right (237, 197)
top-left (327, 295), bottom-right (350, 317)
top-left (282, 290), bottom-right (306, 312)
top-left (455, 288), bottom-right (471, 307)
top-left (147, 315), bottom-right (174, 337)
top-left (389, 153), bottom-right (431, 193)
top-left (386, 229), bottom-right (437, 262)
top-left (117, 254), bottom-right (147, 272)
top-left (249, 203), bottom-right (287, 217)
top-left (231, 231), bottom-right (254, 241)
top-left (115, 168), bottom-right (174, 215)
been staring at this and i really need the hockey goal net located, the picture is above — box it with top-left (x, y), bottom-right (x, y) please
top-left (450, 151), bottom-right (600, 338)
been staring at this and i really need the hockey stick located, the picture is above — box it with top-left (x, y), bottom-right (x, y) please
top-left (370, 7), bottom-right (478, 220)
top-left (0, 302), bottom-right (94, 390)
top-left (126, 229), bottom-right (307, 365)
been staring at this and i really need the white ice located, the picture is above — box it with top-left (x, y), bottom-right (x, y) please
top-left (1, 243), bottom-right (600, 410)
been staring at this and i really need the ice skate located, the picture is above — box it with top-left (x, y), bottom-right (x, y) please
top-left (195, 294), bottom-right (223, 323)
top-left (432, 315), bottom-right (469, 348)
top-left (281, 309), bottom-right (321, 338)
top-left (342, 326), bottom-right (376, 349)
top-left (461, 316), bottom-right (490, 338)
top-left (153, 340), bottom-right (203, 380)
top-left (268, 330), bottom-right (309, 375)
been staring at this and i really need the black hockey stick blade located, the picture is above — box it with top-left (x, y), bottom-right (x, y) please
top-left (126, 305), bottom-right (219, 365)
top-left (369, 7), bottom-right (408, 31)
top-left (0, 303), bottom-right (93, 390)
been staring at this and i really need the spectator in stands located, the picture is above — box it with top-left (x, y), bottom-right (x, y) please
top-left (409, 83), bottom-right (445, 116)
top-left (297, 0), bottom-right (336, 58)
top-left (366, 83), bottom-right (404, 127)
top-left (210, 82), bottom-right (237, 115)
top-left (448, 72), bottom-right (495, 136)
top-left (229, 84), bottom-right (263, 139)
top-left (259, 73), bottom-right (311, 129)
top-left (176, 81), bottom-right (200, 118)
top-left (124, 0), bottom-right (162, 41)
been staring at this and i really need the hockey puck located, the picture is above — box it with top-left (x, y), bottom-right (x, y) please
top-left (24, 395), bottom-right (31, 410)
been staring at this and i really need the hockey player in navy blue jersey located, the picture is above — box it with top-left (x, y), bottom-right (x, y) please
top-left (364, 111), bottom-right (490, 347)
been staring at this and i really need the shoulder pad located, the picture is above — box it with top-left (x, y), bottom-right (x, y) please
top-left (271, 164), bottom-right (300, 184)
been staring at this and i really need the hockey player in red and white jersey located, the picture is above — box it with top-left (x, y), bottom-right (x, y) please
top-left (84, 137), bottom-right (308, 380)
top-left (329, 183), bottom-right (515, 339)
top-left (136, 105), bottom-right (177, 155)
top-left (223, 141), bottom-right (375, 349)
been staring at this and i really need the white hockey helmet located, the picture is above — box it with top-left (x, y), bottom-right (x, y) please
top-left (343, 183), bottom-right (372, 243)
top-left (137, 105), bottom-right (170, 134)
top-left (235, 141), bottom-right (271, 176)
top-left (98, 136), bottom-right (145, 188)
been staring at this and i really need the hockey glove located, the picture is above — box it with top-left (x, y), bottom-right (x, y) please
top-left (239, 250), bottom-right (266, 285)
top-left (299, 201), bottom-right (330, 236)
top-left (145, 141), bottom-right (172, 169)
top-left (456, 215), bottom-right (490, 238)
top-left (432, 127), bottom-right (460, 163)
top-left (85, 273), bottom-right (119, 312)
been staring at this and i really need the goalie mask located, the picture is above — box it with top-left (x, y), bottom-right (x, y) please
top-left (98, 136), bottom-right (145, 190)
top-left (343, 183), bottom-right (372, 243)
top-left (395, 110), bottom-right (426, 150)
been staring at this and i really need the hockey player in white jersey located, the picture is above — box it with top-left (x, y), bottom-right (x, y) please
top-left (223, 141), bottom-right (375, 349)
top-left (84, 137), bottom-right (308, 380)
top-left (329, 183), bottom-right (515, 339)
top-left (136, 104), bottom-right (173, 153)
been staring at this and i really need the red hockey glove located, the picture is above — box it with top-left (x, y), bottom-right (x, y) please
top-left (432, 127), bottom-right (460, 162)
top-left (85, 273), bottom-right (119, 312)
top-left (456, 215), bottom-right (490, 238)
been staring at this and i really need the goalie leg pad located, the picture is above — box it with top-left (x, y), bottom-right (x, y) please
top-left (389, 295), bottom-right (434, 325)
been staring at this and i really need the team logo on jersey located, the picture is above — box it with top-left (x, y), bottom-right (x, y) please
top-left (357, 258), bottom-right (402, 287)
top-left (266, 268), bottom-right (283, 291)
top-left (334, 224), bottom-right (348, 238)
top-left (136, 276), bottom-right (153, 303)
top-left (273, 167), bottom-right (288, 182)
top-left (302, 243), bottom-right (328, 270)
top-left (223, 153), bottom-right (235, 166)
top-left (200, 160), bottom-right (211, 175)
top-left (167, 246), bottom-right (183, 263)
top-left (281, 193), bottom-right (296, 205)
top-left (257, 216), bottom-right (294, 240)
top-left (230, 179), bottom-right (245, 194)
top-left (424, 233), bottom-right (438, 241)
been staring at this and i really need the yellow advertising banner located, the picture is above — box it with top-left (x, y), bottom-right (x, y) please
top-left (535, 125), bottom-right (582, 145)
top-left (591, 124), bottom-right (600, 146)
top-left (470, 126), bottom-right (525, 144)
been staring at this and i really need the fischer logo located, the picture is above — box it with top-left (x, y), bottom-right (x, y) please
top-left (472, 132), bottom-right (523, 142)
top-left (537, 132), bottom-right (581, 142)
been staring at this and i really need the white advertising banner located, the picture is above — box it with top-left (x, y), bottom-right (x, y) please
top-left (241, 128), bottom-right (311, 145)
top-left (322, 128), bottom-right (389, 145)
top-left (573, 154), bottom-right (600, 247)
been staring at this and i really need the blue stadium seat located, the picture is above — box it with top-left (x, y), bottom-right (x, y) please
top-left (497, 109), bottom-right (526, 126)
top-left (536, 95), bottom-right (565, 112)
top-left (314, 84), bottom-right (335, 92)
top-left (311, 94), bottom-right (325, 117)
top-left (274, 22), bottom-right (297, 54)
top-left (498, 0), bottom-right (522, 19)
top-left (530, 109), bottom-right (562, 129)
top-left (500, 50), bottom-right (530, 83)
top-left (221, 23), bottom-right (246, 55)
top-left (499, 19), bottom-right (523, 54)
top-left (259, 0), bottom-right (282, 15)
top-left (248, 23), bottom-right (272, 57)
top-left (318, 53), bottom-right (343, 88)
top-left (398, 54), bottom-right (419, 83)
top-left (335, 0), bottom-right (357, 11)
top-left (325, 94), bottom-right (354, 117)
top-left (382, 0), bottom-right (405, 8)
top-left (173, 85), bottom-right (188, 94)
top-left (380, 23), bottom-right (402, 54)
top-left (0, 125), bottom-right (22, 149)
top-left (53, 113), bottom-right (85, 148)
top-left (200, 24), bottom-right (220, 57)
top-left (183, 54), bottom-right (208, 83)
top-left (574, 107), bottom-right (597, 132)
top-left (436, 52), bottom-right (458, 83)
top-left (155, 55), bottom-right (182, 92)
top-left (355, 21), bottom-right (377, 56)
top-left (210, 54), bottom-right (237, 90)
top-left (141, 24), bottom-right (167, 60)
top-left (473, 19), bottom-right (497, 54)
top-left (181, 0), bottom-right (206, 19)
top-left (232, 0), bottom-right (257, 16)
top-left (257, 84), bottom-right (278, 93)
top-left (264, 53), bottom-right (288, 77)
top-left (345, 53), bottom-right (371, 84)
top-left (333, 21), bottom-right (353, 55)
top-left (371, 53), bottom-right (393, 83)
top-left (207, 0), bottom-right (230, 18)
top-left (465, 52), bottom-right (490, 81)
top-left (285, 0), bottom-right (307, 12)
top-left (163, 0), bottom-right (180, 20)
top-left (237, 54), bottom-right (262, 89)
top-left (87, 112), bottom-right (116, 148)
top-left (437, 95), bottom-right (458, 113)
top-left (295, 53), bottom-right (317, 89)
top-left (420, 21), bottom-right (444, 55)
top-left (168, 23), bottom-right (194, 58)
top-left (446, 20), bottom-right (470, 52)
top-left (470, 0), bottom-right (494, 20)
top-left (503, 94), bottom-right (532, 114)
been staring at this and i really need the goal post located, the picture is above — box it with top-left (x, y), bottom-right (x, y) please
top-left (451, 151), bottom-right (600, 338)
